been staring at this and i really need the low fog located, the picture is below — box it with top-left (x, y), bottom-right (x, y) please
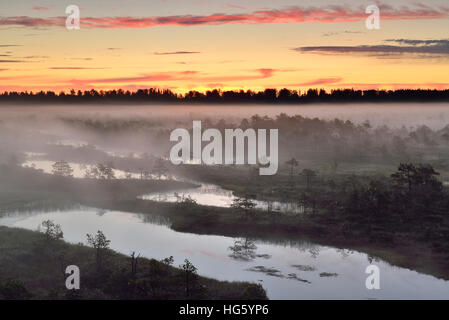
top-left (1, 102), bottom-right (449, 181)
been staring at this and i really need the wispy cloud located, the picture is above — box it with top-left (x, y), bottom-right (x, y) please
top-left (154, 51), bottom-right (201, 55)
top-left (322, 30), bottom-right (364, 37)
top-left (0, 16), bottom-right (61, 27)
top-left (294, 39), bottom-right (449, 57)
top-left (49, 67), bottom-right (107, 70)
top-left (65, 68), bottom-right (280, 86)
top-left (70, 71), bottom-right (199, 85)
top-left (1, 4), bottom-right (448, 29)
top-left (385, 39), bottom-right (449, 46)
top-left (194, 68), bottom-right (279, 82)
top-left (0, 60), bottom-right (27, 63)
top-left (289, 77), bottom-right (343, 86)
top-left (67, 57), bottom-right (93, 61)
top-left (32, 6), bottom-right (50, 11)
top-left (23, 55), bottom-right (49, 59)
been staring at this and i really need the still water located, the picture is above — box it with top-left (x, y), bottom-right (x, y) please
top-left (22, 160), bottom-right (139, 179)
top-left (140, 183), bottom-right (304, 214)
top-left (1, 207), bottom-right (448, 299)
top-left (22, 158), bottom-right (304, 214)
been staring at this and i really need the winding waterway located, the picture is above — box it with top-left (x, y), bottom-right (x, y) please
top-left (1, 206), bottom-right (448, 299)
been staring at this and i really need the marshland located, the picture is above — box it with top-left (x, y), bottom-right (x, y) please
top-left (1, 101), bottom-right (449, 299)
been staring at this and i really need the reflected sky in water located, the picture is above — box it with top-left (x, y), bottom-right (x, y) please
top-left (1, 207), bottom-right (448, 299)
top-left (140, 183), bottom-right (304, 214)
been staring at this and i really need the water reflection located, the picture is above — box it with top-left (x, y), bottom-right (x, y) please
top-left (247, 266), bottom-right (311, 283)
top-left (141, 183), bottom-right (305, 214)
top-left (228, 238), bottom-right (272, 262)
top-left (21, 159), bottom-right (177, 181)
top-left (0, 207), bottom-right (448, 299)
top-left (0, 200), bottom-right (79, 219)
top-left (21, 160), bottom-right (142, 179)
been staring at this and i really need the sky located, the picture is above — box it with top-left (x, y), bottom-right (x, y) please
top-left (1, 0), bottom-right (449, 93)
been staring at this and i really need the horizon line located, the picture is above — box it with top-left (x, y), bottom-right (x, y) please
top-left (2, 87), bottom-right (449, 95)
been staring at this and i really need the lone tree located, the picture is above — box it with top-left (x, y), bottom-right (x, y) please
top-left (285, 158), bottom-right (298, 178)
top-left (40, 220), bottom-right (63, 245)
top-left (96, 162), bottom-right (116, 180)
top-left (180, 259), bottom-right (198, 298)
top-left (52, 161), bottom-right (73, 177)
top-left (391, 163), bottom-right (441, 192)
top-left (231, 194), bottom-right (256, 218)
top-left (391, 163), bottom-right (416, 192)
top-left (87, 230), bottom-right (111, 270)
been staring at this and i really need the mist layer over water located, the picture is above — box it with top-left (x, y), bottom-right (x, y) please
top-left (2, 103), bottom-right (449, 128)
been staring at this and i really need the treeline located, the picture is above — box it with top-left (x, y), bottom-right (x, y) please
top-left (1, 88), bottom-right (449, 104)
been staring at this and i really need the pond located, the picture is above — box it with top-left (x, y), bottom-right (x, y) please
top-left (1, 207), bottom-right (448, 299)
top-left (140, 183), bottom-right (305, 214)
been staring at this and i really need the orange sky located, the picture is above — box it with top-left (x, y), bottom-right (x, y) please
top-left (1, 0), bottom-right (449, 93)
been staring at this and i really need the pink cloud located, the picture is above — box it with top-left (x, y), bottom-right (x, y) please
top-left (291, 77), bottom-right (343, 86)
top-left (2, 4), bottom-right (449, 29)
top-left (257, 68), bottom-right (276, 78)
top-left (66, 70), bottom-right (198, 86)
top-left (66, 69), bottom-right (278, 86)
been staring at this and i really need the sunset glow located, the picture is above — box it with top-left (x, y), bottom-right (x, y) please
top-left (1, 0), bottom-right (449, 93)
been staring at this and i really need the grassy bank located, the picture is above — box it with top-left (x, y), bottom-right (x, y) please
top-left (0, 226), bottom-right (267, 300)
